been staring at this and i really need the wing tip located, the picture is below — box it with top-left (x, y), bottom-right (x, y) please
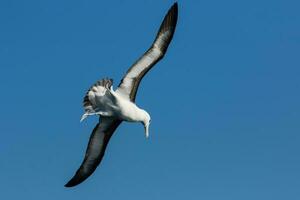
top-left (159, 2), bottom-right (179, 31)
top-left (172, 2), bottom-right (178, 12)
top-left (169, 2), bottom-right (178, 19)
top-left (64, 183), bottom-right (74, 188)
top-left (64, 170), bottom-right (89, 188)
top-left (64, 176), bottom-right (79, 187)
top-left (64, 177), bottom-right (82, 188)
top-left (153, 2), bottom-right (178, 53)
top-left (64, 180), bottom-right (76, 188)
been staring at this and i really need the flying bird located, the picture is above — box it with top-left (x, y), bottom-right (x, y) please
top-left (65, 2), bottom-right (178, 187)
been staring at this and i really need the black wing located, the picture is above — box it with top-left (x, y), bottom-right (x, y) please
top-left (65, 117), bottom-right (122, 187)
top-left (116, 3), bottom-right (178, 102)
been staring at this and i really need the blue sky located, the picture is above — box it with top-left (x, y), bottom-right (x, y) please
top-left (1, 0), bottom-right (300, 199)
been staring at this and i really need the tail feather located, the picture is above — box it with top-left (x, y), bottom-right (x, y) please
top-left (83, 78), bottom-right (113, 113)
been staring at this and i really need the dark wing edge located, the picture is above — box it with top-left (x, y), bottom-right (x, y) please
top-left (65, 117), bottom-right (122, 187)
top-left (153, 2), bottom-right (178, 54)
top-left (117, 2), bottom-right (178, 101)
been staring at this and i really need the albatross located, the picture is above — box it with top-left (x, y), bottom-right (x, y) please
top-left (65, 2), bottom-right (178, 187)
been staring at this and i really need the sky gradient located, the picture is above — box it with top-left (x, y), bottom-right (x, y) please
top-left (0, 0), bottom-right (300, 199)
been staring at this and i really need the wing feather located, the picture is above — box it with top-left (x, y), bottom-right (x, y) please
top-left (116, 3), bottom-right (178, 101)
top-left (65, 117), bottom-right (121, 187)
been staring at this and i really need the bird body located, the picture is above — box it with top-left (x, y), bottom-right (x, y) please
top-left (81, 79), bottom-right (150, 125)
top-left (112, 89), bottom-right (149, 122)
top-left (65, 2), bottom-right (178, 187)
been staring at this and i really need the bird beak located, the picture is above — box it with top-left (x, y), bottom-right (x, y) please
top-left (144, 123), bottom-right (149, 139)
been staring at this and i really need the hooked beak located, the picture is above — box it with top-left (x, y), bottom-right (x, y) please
top-left (144, 123), bottom-right (149, 139)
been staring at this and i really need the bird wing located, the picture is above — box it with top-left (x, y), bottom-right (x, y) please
top-left (65, 117), bottom-right (122, 187)
top-left (116, 3), bottom-right (178, 102)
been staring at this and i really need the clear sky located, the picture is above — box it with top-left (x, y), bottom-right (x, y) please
top-left (1, 0), bottom-right (299, 199)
